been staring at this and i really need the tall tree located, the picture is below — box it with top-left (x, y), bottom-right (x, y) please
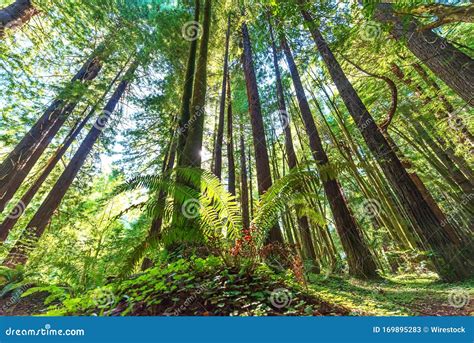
top-left (0, 49), bottom-right (105, 212)
top-left (373, 2), bottom-right (474, 104)
top-left (269, 20), bottom-right (319, 272)
top-left (212, 14), bottom-right (231, 179)
top-left (281, 34), bottom-right (377, 278)
top-left (0, 109), bottom-right (93, 241)
top-left (300, 6), bottom-right (473, 281)
top-left (3, 63), bottom-right (137, 267)
top-left (180, 0), bottom-right (212, 168)
top-left (0, 0), bottom-right (37, 38)
top-left (226, 73), bottom-right (236, 196)
top-left (176, 0), bottom-right (200, 163)
top-left (239, 116), bottom-right (250, 230)
top-left (241, 16), bottom-right (283, 244)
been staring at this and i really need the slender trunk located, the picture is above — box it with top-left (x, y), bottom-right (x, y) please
top-left (269, 20), bottom-right (298, 170)
top-left (374, 3), bottom-right (474, 104)
top-left (301, 9), bottom-right (473, 281)
top-left (176, 0), bottom-right (200, 164)
top-left (142, 134), bottom-right (177, 270)
top-left (390, 63), bottom-right (474, 190)
top-left (241, 19), bottom-right (283, 244)
top-left (248, 145), bottom-right (254, 220)
top-left (212, 15), bottom-right (231, 179)
top-left (0, 0), bottom-right (37, 37)
top-left (281, 34), bottom-right (377, 279)
top-left (0, 50), bottom-right (104, 209)
top-left (269, 20), bottom-right (318, 271)
top-left (226, 73), bottom-right (236, 196)
top-left (3, 63), bottom-right (137, 267)
top-left (0, 110), bottom-right (94, 241)
top-left (180, 0), bottom-right (211, 168)
top-left (239, 121), bottom-right (250, 230)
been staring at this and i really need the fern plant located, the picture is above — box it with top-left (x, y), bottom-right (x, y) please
top-left (251, 167), bottom-right (325, 245)
top-left (116, 167), bottom-right (242, 269)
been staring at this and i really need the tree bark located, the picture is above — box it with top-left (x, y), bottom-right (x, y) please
top-left (390, 62), bottom-right (474, 190)
top-left (411, 62), bottom-right (474, 146)
top-left (0, 50), bottom-right (104, 211)
top-left (281, 34), bottom-right (377, 279)
top-left (0, 0), bottom-right (38, 38)
top-left (212, 14), bottom-right (231, 179)
top-left (3, 63), bottom-right (137, 267)
top-left (0, 110), bottom-right (94, 241)
top-left (374, 2), bottom-right (474, 105)
top-left (239, 120), bottom-right (250, 230)
top-left (142, 134), bottom-right (177, 270)
top-left (176, 0), bottom-right (200, 164)
top-left (180, 0), bottom-right (211, 168)
top-left (226, 73), bottom-right (236, 196)
top-left (241, 19), bottom-right (283, 244)
top-left (301, 8), bottom-right (473, 281)
top-left (269, 20), bottom-right (318, 271)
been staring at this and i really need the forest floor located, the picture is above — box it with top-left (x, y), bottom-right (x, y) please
top-left (0, 258), bottom-right (472, 316)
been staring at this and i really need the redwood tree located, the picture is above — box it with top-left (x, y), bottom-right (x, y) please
top-left (212, 14), bottom-right (231, 179)
top-left (0, 0), bottom-right (38, 38)
top-left (374, 2), bottom-right (474, 105)
top-left (300, 6), bottom-right (473, 281)
top-left (0, 49), bottom-right (104, 212)
top-left (281, 34), bottom-right (377, 278)
top-left (3, 63), bottom-right (137, 267)
top-left (180, 0), bottom-right (212, 168)
top-left (241, 17), bottom-right (283, 244)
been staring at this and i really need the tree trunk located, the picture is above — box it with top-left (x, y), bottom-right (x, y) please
top-left (176, 0), bottom-right (200, 164)
top-left (0, 50), bottom-right (104, 210)
top-left (212, 14), bottom-right (231, 179)
top-left (374, 2), bottom-right (474, 104)
top-left (411, 62), bottom-right (474, 146)
top-left (226, 73), bottom-right (236, 196)
top-left (0, 0), bottom-right (37, 37)
top-left (142, 134), bottom-right (177, 270)
top-left (241, 19), bottom-right (283, 244)
top-left (3, 63), bottom-right (137, 267)
top-left (390, 62), bottom-right (474, 192)
top-left (180, 0), bottom-right (211, 168)
top-left (281, 34), bottom-right (377, 279)
top-left (301, 8), bottom-right (473, 281)
top-left (239, 118), bottom-right (250, 230)
top-left (0, 110), bottom-right (94, 241)
top-left (269, 20), bottom-right (319, 272)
